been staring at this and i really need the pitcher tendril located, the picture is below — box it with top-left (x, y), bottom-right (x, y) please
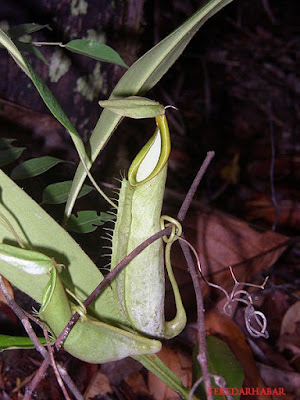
top-left (160, 215), bottom-right (182, 243)
top-left (178, 237), bottom-right (269, 339)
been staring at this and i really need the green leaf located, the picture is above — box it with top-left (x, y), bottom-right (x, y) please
top-left (0, 138), bottom-right (16, 150)
top-left (42, 181), bottom-right (93, 205)
top-left (0, 29), bottom-right (31, 76)
top-left (0, 168), bottom-right (124, 324)
top-left (7, 23), bottom-right (50, 39)
top-left (11, 156), bottom-right (67, 180)
top-left (15, 41), bottom-right (49, 65)
top-left (193, 336), bottom-right (244, 400)
top-left (0, 334), bottom-right (47, 351)
top-left (65, 39), bottom-right (128, 68)
top-left (136, 354), bottom-right (194, 400)
top-left (0, 27), bottom-right (88, 176)
top-left (0, 147), bottom-right (26, 167)
top-left (66, 210), bottom-right (113, 233)
top-left (0, 27), bottom-right (117, 210)
top-left (99, 96), bottom-right (165, 119)
top-left (0, 168), bottom-right (118, 311)
top-left (65, 0), bottom-right (233, 218)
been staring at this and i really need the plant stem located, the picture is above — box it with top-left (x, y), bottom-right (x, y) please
top-left (31, 41), bottom-right (65, 47)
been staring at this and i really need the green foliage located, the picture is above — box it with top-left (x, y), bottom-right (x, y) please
top-left (193, 336), bottom-right (244, 400)
top-left (41, 181), bottom-right (93, 205)
top-left (136, 354), bottom-right (192, 400)
top-left (3, 23), bottom-right (50, 65)
top-left (0, 139), bottom-right (26, 167)
top-left (14, 41), bottom-right (49, 65)
top-left (11, 156), bottom-right (68, 180)
top-left (7, 23), bottom-right (50, 39)
top-left (66, 0), bottom-right (233, 218)
top-left (0, 1), bottom-right (234, 396)
top-left (66, 210), bottom-right (112, 233)
top-left (99, 96), bottom-right (165, 118)
top-left (65, 39), bottom-right (128, 68)
top-left (0, 334), bottom-right (47, 351)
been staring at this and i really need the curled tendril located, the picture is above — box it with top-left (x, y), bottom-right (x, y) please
top-left (160, 215), bottom-right (182, 243)
top-left (177, 236), bottom-right (269, 339)
top-left (245, 305), bottom-right (269, 338)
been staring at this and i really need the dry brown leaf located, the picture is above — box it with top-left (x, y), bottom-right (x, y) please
top-left (278, 301), bottom-right (300, 356)
top-left (186, 209), bottom-right (287, 287)
top-left (169, 209), bottom-right (288, 308)
top-left (258, 363), bottom-right (300, 398)
top-left (124, 372), bottom-right (149, 396)
top-left (205, 310), bottom-right (271, 400)
top-left (148, 346), bottom-right (192, 400)
top-left (101, 358), bottom-right (143, 385)
top-left (246, 194), bottom-right (300, 230)
top-left (84, 370), bottom-right (113, 399)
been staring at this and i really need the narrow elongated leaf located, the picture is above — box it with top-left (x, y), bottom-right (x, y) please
top-left (99, 96), bottom-right (165, 119)
top-left (66, 210), bottom-right (112, 233)
top-left (0, 29), bottom-right (31, 76)
top-left (136, 354), bottom-right (192, 400)
top-left (0, 147), bottom-right (26, 167)
top-left (0, 334), bottom-right (47, 351)
top-left (65, 0), bottom-right (233, 218)
top-left (42, 181), bottom-right (93, 205)
top-left (15, 40), bottom-right (49, 65)
top-left (7, 23), bottom-right (50, 39)
top-left (65, 39), bottom-right (128, 68)
top-left (11, 156), bottom-right (67, 180)
top-left (0, 28), bottom-right (89, 175)
top-left (0, 27), bottom-right (118, 211)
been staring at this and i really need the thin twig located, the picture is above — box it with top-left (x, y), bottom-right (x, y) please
top-left (24, 359), bottom-right (49, 400)
top-left (42, 326), bottom-right (71, 400)
top-left (0, 276), bottom-right (48, 360)
top-left (261, 0), bottom-right (277, 24)
top-left (179, 239), bottom-right (213, 400)
top-left (56, 365), bottom-right (85, 400)
top-left (25, 313), bottom-right (84, 400)
top-left (269, 101), bottom-right (279, 231)
top-left (177, 151), bottom-right (215, 400)
top-left (178, 151), bottom-right (215, 221)
top-left (0, 277), bottom-right (81, 400)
